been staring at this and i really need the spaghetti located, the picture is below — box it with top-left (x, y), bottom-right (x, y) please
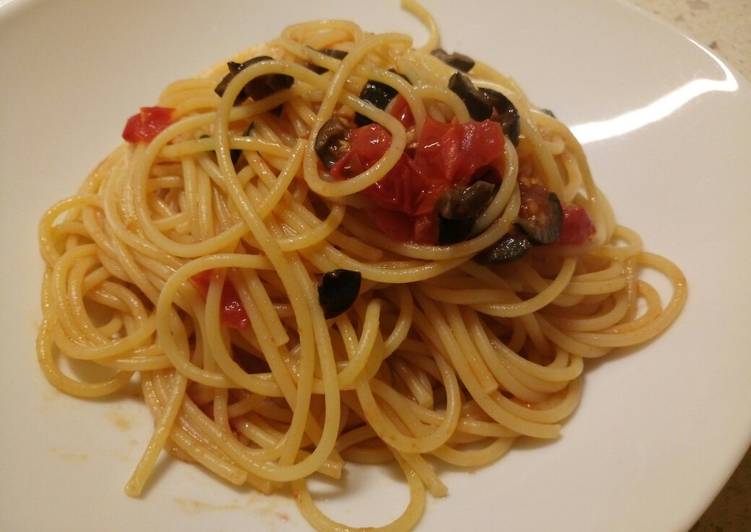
top-left (37, 1), bottom-right (687, 530)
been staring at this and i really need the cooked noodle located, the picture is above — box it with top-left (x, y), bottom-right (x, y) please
top-left (37, 1), bottom-right (686, 530)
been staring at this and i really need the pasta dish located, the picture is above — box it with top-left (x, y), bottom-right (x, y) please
top-left (37, 1), bottom-right (687, 530)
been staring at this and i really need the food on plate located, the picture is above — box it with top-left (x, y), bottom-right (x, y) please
top-left (37, 1), bottom-right (687, 529)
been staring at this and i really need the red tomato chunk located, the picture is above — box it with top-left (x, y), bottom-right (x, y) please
top-left (331, 116), bottom-right (504, 244)
top-left (558, 204), bottom-right (595, 245)
top-left (192, 270), bottom-right (250, 330)
top-left (122, 106), bottom-right (174, 143)
top-left (388, 95), bottom-right (415, 129)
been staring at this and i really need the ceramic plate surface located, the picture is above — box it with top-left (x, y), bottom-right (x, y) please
top-left (1, 0), bottom-right (750, 530)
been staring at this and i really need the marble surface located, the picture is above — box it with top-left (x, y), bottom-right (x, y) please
top-left (626, 1), bottom-right (751, 530)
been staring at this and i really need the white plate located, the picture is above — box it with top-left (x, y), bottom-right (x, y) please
top-left (1, 0), bottom-right (750, 530)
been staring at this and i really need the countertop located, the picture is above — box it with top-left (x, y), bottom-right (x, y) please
top-left (626, 1), bottom-right (751, 530)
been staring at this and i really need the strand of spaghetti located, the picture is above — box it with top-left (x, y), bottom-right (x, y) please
top-left (402, 0), bottom-right (440, 52)
top-left (124, 369), bottom-right (187, 496)
top-left (340, 191), bottom-right (518, 260)
top-left (156, 255), bottom-right (271, 387)
top-left (471, 258), bottom-right (577, 317)
top-left (36, 315), bottom-right (132, 397)
top-left (431, 437), bottom-right (514, 467)
top-left (35, 10), bottom-right (689, 532)
top-left (412, 296), bottom-right (560, 438)
top-left (217, 72), bottom-right (346, 477)
top-left (568, 254), bottom-right (687, 346)
top-left (292, 451), bottom-right (426, 532)
top-left (355, 345), bottom-right (461, 453)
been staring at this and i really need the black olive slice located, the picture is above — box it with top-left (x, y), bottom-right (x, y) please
top-left (320, 48), bottom-right (348, 60)
top-left (436, 181), bottom-right (496, 221)
top-left (308, 48), bottom-right (348, 74)
top-left (214, 56), bottom-right (294, 103)
top-left (230, 147), bottom-right (242, 166)
top-left (475, 232), bottom-right (532, 264)
top-left (230, 123), bottom-right (254, 168)
top-left (435, 181), bottom-right (496, 245)
top-left (437, 217), bottom-right (475, 245)
top-left (480, 88), bottom-right (520, 145)
top-left (314, 117), bottom-right (350, 168)
top-left (354, 79), bottom-right (400, 126)
top-left (354, 71), bottom-right (410, 126)
top-left (233, 348), bottom-right (271, 374)
top-left (318, 269), bottom-right (361, 319)
top-left (431, 48), bottom-right (475, 72)
top-left (473, 166), bottom-right (502, 185)
top-left (448, 72), bottom-right (492, 121)
top-left (516, 192), bottom-right (563, 245)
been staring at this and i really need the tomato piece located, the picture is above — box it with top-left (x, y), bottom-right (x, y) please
top-left (412, 214), bottom-right (438, 244)
top-left (218, 283), bottom-right (250, 330)
top-left (122, 106), bottom-right (174, 143)
top-left (330, 124), bottom-right (391, 180)
top-left (332, 117), bottom-right (504, 245)
top-left (415, 118), bottom-right (503, 190)
top-left (371, 209), bottom-right (413, 242)
top-left (191, 270), bottom-right (250, 330)
top-left (558, 204), bottom-right (595, 245)
top-left (519, 184), bottom-right (549, 220)
top-left (191, 270), bottom-right (214, 297)
top-left (388, 95), bottom-right (415, 128)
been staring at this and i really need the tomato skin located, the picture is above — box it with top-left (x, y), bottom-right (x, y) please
top-left (412, 214), bottom-right (438, 244)
top-left (558, 204), bottom-right (595, 245)
top-left (415, 118), bottom-right (503, 192)
top-left (388, 95), bottom-right (415, 128)
top-left (331, 117), bottom-right (504, 244)
top-left (371, 208), bottom-right (413, 242)
top-left (330, 124), bottom-right (391, 180)
top-left (122, 106), bottom-right (174, 143)
top-left (191, 270), bottom-right (250, 330)
top-left (519, 184), bottom-right (549, 220)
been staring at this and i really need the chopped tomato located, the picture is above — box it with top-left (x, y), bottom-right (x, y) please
top-left (558, 204), bottom-right (595, 245)
top-left (388, 95), bottom-right (415, 128)
top-left (192, 270), bottom-right (250, 330)
top-left (519, 184), bottom-right (549, 221)
top-left (122, 106), bottom-right (174, 143)
top-left (412, 214), bottom-right (438, 244)
top-left (330, 124), bottom-right (392, 179)
top-left (415, 118), bottom-right (503, 192)
top-left (370, 209), bottom-right (412, 242)
top-left (331, 117), bottom-right (504, 244)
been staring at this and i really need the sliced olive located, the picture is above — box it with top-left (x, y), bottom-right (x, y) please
top-left (353, 71), bottom-right (410, 126)
top-left (308, 48), bottom-right (348, 74)
top-left (431, 48), bottom-right (475, 72)
top-left (473, 166), bottom-right (502, 184)
top-left (481, 88), bottom-right (520, 145)
top-left (448, 72), bottom-right (492, 121)
top-left (516, 192), bottom-right (563, 245)
top-left (231, 123), bottom-right (254, 168)
top-left (315, 117), bottom-right (350, 168)
top-left (438, 217), bottom-right (475, 245)
top-left (435, 181), bottom-right (496, 245)
top-left (214, 56), bottom-right (294, 103)
top-left (233, 348), bottom-right (271, 374)
top-left (436, 181), bottom-right (495, 220)
top-left (215, 56), bottom-right (269, 100)
top-left (230, 147), bottom-right (242, 166)
top-left (541, 108), bottom-right (556, 118)
top-left (320, 48), bottom-right (348, 60)
top-left (354, 79), bottom-right (400, 126)
top-left (475, 232), bottom-right (532, 264)
top-left (318, 269), bottom-right (361, 319)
